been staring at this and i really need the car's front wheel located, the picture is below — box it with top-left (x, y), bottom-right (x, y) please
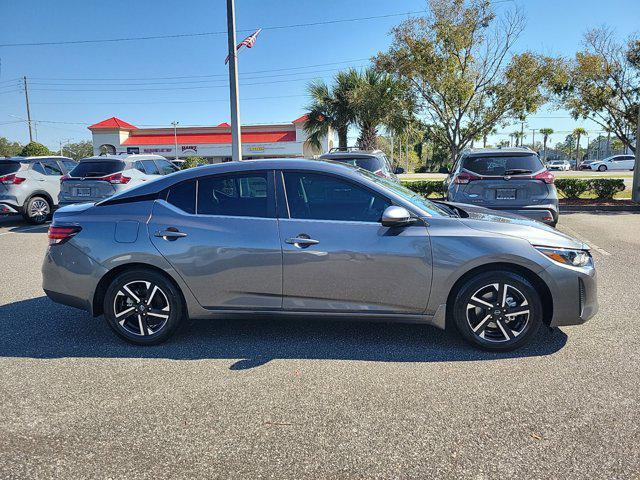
top-left (598, 164), bottom-right (607, 172)
top-left (103, 269), bottom-right (185, 345)
top-left (23, 196), bottom-right (51, 224)
top-left (452, 271), bottom-right (543, 351)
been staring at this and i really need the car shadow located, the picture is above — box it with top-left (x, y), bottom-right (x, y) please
top-left (0, 216), bottom-right (50, 233)
top-left (0, 297), bottom-right (568, 369)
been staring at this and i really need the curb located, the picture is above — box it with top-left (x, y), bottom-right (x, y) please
top-left (560, 204), bottom-right (640, 213)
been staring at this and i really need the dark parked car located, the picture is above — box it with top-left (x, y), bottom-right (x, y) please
top-left (319, 148), bottom-right (403, 181)
top-left (43, 159), bottom-right (596, 352)
top-left (445, 148), bottom-right (558, 226)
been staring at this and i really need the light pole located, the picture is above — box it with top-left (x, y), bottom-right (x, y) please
top-left (226, 0), bottom-right (242, 161)
top-left (171, 121), bottom-right (179, 160)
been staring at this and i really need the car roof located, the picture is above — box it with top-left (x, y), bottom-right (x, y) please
top-left (78, 154), bottom-right (168, 163)
top-left (319, 151), bottom-right (384, 160)
top-left (5, 156), bottom-right (74, 162)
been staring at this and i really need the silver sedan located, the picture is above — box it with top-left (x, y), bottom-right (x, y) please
top-left (42, 159), bottom-right (597, 351)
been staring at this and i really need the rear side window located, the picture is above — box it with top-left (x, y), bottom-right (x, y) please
top-left (462, 155), bottom-right (543, 176)
top-left (141, 160), bottom-right (160, 175)
top-left (197, 172), bottom-right (269, 217)
top-left (71, 161), bottom-right (125, 178)
top-left (0, 161), bottom-right (20, 176)
top-left (166, 180), bottom-right (196, 214)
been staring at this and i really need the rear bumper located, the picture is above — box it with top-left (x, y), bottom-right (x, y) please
top-left (540, 263), bottom-right (598, 327)
top-left (42, 241), bottom-right (107, 315)
top-left (489, 205), bottom-right (559, 225)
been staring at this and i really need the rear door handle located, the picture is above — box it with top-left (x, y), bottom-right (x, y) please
top-left (155, 229), bottom-right (187, 239)
top-left (285, 236), bottom-right (319, 247)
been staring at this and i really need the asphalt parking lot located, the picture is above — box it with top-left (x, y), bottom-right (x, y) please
top-left (0, 213), bottom-right (639, 479)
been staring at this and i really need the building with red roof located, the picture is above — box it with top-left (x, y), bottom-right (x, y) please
top-left (88, 116), bottom-right (332, 161)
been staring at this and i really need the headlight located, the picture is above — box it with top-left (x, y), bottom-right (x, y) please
top-left (535, 246), bottom-right (593, 267)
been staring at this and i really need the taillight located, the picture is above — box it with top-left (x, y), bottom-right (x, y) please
top-left (60, 174), bottom-right (70, 183)
top-left (534, 171), bottom-right (555, 184)
top-left (454, 172), bottom-right (480, 184)
top-left (0, 174), bottom-right (26, 185)
top-left (48, 225), bottom-right (82, 245)
top-left (101, 173), bottom-right (131, 184)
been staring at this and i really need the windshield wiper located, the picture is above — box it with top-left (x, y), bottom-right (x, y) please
top-left (504, 169), bottom-right (532, 175)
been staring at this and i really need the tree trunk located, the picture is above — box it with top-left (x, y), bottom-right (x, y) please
top-left (543, 137), bottom-right (548, 163)
top-left (483, 135), bottom-right (487, 148)
top-left (337, 127), bottom-right (348, 150)
top-left (575, 134), bottom-right (581, 170)
top-left (357, 124), bottom-right (378, 151)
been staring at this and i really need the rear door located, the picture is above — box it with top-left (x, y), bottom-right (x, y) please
top-left (456, 154), bottom-right (550, 208)
top-left (148, 170), bottom-right (282, 309)
top-left (277, 171), bottom-right (431, 313)
top-left (40, 159), bottom-right (65, 205)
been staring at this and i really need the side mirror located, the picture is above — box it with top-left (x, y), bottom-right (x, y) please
top-left (394, 167), bottom-right (405, 174)
top-left (381, 206), bottom-right (414, 227)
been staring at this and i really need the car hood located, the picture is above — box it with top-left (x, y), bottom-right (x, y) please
top-left (444, 203), bottom-right (587, 250)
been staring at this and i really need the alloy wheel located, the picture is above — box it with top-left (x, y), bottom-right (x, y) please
top-left (466, 282), bottom-right (530, 343)
top-left (29, 199), bottom-right (50, 223)
top-left (113, 280), bottom-right (171, 336)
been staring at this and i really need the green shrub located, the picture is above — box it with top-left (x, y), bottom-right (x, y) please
top-left (401, 180), bottom-right (445, 198)
top-left (555, 179), bottom-right (590, 199)
top-left (181, 156), bottom-right (207, 169)
top-left (588, 178), bottom-right (625, 199)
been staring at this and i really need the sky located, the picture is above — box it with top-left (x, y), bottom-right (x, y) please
top-left (1, 0), bottom-right (639, 151)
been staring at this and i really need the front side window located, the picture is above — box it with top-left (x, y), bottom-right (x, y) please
top-left (32, 163), bottom-right (46, 175)
top-left (60, 160), bottom-right (77, 172)
top-left (166, 180), bottom-right (196, 214)
top-left (197, 172), bottom-right (269, 217)
top-left (42, 162), bottom-right (63, 176)
top-left (156, 159), bottom-right (178, 175)
top-left (283, 172), bottom-right (390, 222)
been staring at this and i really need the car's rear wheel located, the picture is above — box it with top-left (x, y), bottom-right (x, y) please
top-left (103, 269), bottom-right (184, 345)
top-left (452, 271), bottom-right (543, 351)
top-left (598, 164), bottom-right (607, 172)
top-left (23, 196), bottom-right (51, 224)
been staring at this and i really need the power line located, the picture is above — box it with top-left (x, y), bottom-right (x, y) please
top-left (0, 11), bottom-right (425, 48)
top-left (31, 94), bottom-right (307, 105)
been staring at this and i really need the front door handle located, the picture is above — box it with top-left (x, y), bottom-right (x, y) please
top-left (155, 228), bottom-right (187, 240)
top-left (285, 235), bottom-right (319, 248)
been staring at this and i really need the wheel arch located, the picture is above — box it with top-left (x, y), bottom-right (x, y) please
top-left (445, 262), bottom-right (553, 327)
top-left (25, 190), bottom-right (55, 210)
top-left (92, 262), bottom-right (187, 317)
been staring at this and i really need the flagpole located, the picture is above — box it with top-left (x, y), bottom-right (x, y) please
top-left (226, 0), bottom-right (242, 161)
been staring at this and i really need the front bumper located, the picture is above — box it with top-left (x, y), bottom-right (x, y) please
top-left (539, 262), bottom-right (598, 327)
top-left (0, 203), bottom-right (20, 214)
top-left (42, 241), bottom-right (107, 315)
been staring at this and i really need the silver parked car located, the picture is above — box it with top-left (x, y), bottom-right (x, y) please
top-left (58, 154), bottom-right (178, 206)
top-left (0, 156), bottom-right (77, 224)
top-left (446, 148), bottom-right (559, 226)
top-left (319, 148), bottom-right (403, 181)
top-left (43, 159), bottom-right (597, 351)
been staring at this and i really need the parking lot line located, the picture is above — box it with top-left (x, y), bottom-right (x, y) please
top-left (559, 223), bottom-right (611, 256)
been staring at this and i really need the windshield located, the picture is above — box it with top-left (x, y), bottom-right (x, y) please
top-left (0, 161), bottom-right (21, 176)
top-left (70, 160), bottom-right (125, 178)
top-left (462, 154), bottom-right (543, 176)
top-left (356, 168), bottom-right (450, 217)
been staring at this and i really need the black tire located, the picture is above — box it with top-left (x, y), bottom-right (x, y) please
top-left (23, 196), bottom-right (51, 224)
top-left (598, 164), bottom-right (607, 172)
top-left (103, 269), bottom-right (185, 345)
top-left (452, 270), bottom-right (543, 352)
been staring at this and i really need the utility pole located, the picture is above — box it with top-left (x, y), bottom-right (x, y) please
top-left (226, 0), bottom-right (242, 161)
top-left (23, 76), bottom-right (33, 142)
top-left (172, 121), bottom-right (179, 160)
top-left (632, 108), bottom-right (640, 202)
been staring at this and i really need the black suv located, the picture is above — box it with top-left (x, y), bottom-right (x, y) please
top-left (319, 148), bottom-right (403, 181)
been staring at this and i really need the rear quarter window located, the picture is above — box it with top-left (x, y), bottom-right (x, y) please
top-left (462, 155), bottom-right (543, 176)
top-left (71, 161), bottom-right (125, 178)
top-left (0, 161), bottom-right (21, 175)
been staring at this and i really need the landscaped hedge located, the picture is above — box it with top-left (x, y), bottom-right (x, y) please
top-left (555, 178), bottom-right (626, 200)
top-left (401, 180), bottom-right (446, 198)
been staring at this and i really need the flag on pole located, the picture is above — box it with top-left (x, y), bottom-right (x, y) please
top-left (225, 28), bottom-right (262, 64)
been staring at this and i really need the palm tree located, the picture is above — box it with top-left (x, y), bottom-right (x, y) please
top-left (539, 128), bottom-right (554, 163)
top-left (350, 67), bottom-right (410, 151)
top-left (572, 127), bottom-right (587, 169)
top-left (304, 69), bottom-right (359, 151)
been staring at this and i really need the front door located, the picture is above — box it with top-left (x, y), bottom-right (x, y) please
top-left (149, 170), bottom-right (282, 309)
top-left (277, 171), bottom-right (432, 313)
